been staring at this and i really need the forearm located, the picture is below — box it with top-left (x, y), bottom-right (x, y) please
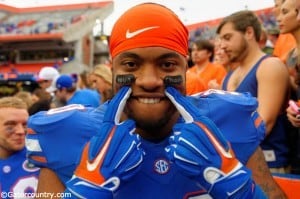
top-left (246, 147), bottom-right (287, 199)
top-left (36, 168), bottom-right (66, 199)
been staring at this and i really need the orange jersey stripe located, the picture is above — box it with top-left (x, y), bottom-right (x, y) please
top-left (26, 128), bottom-right (37, 135)
top-left (254, 115), bottom-right (263, 128)
top-left (196, 122), bottom-right (239, 174)
top-left (31, 155), bottom-right (47, 163)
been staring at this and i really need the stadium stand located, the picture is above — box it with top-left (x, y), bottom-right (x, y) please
top-left (187, 7), bottom-right (275, 42)
top-left (0, 1), bottom-right (113, 75)
top-left (0, 1), bottom-right (113, 96)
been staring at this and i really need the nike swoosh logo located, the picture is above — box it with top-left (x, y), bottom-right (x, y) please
top-left (86, 127), bottom-right (116, 171)
top-left (126, 26), bottom-right (159, 39)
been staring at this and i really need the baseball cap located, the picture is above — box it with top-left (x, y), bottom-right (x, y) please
top-left (37, 66), bottom-right (59, 81)
top-left (55, 75), bottom-right (75, 90)
top-left (47, 74), bottom-right (75, 93)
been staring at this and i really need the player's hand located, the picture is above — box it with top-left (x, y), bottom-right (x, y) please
top-left (65, 86), bottom-right (144, 199)
top-left (164, 87), bottom-right (256, 198)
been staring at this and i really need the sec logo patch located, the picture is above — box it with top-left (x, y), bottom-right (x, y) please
top-left (154, 159), bottom-right (169, 174)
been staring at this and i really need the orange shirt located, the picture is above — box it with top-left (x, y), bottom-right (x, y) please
top-left (186, 71), bottom-right (207, 95)
top-left (187, 62), bottom-right (227, 87)
top-left (273, 34), bottom-right (296, 64)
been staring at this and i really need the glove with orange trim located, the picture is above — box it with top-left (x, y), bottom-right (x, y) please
top-left (64, 86), bottom-right (144, 199)
top-left (165, 87), bottom-right (266, 199)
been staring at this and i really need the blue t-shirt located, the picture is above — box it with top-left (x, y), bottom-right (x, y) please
top-left (68, 89), bottom-right (100, 108)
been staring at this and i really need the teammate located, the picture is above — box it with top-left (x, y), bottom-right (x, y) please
top-left (0, 97), bottom-right (39, 198)
top-left (26, 104), bottom-right (104, 194)
top-left (26, 3), bottom-right (286, 199)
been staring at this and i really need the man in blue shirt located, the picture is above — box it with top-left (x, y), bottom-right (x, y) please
top-left (53, 74), bottom-right (100, 108)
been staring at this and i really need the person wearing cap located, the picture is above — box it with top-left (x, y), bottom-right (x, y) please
top-left (53, 74), bottom-right (100, 108)
top-left (36, 66), bottom-right (60, 93)
top-left (27, 3), bottom-right (285, 199)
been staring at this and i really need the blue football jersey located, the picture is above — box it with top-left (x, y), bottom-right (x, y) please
top-left (26, 104), bottom-right (104, 184)
top-left (188, 89), bottom-right (266, 164)
top-left (27, 90), bottom-right (266, 198)
top-left (0, 148), bottom-right (39, 198)
top-left (110, 90), bottom-right (266, 198)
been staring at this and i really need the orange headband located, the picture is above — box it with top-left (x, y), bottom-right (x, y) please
top-left (109, 3), bottom-right (189, 58)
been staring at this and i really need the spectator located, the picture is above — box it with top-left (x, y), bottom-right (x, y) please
top-left (29, 87), bottom-right (55, 114)
top-left (28, 99), bottom-right (53, 116)
top-left (185, 71), bottom-right (207, 95)
top-left (31, 87), bottom-right (52, 102)
top-left (77, 70), bottom-right (93, 90)
top-left (35, 66), bottom-right (63, 108)
top-left (272, 0), bottom-right (297, 64)
top-left (259, 27), bottom-right (275, 55)
top-left (280, 0), bottom-right (300, 174)
top-left (211, 37), bottom-right (240, 89)
top-left (277, 0), bottom-right (300, 93)
top-left (186, 39), bottom-right (227, 93)
top-left (217, 10), bottom-right (290, 173)
top-left (0, 97), bottom-right (39, 197)
top-left (36, 66), bottom-right (60, 94)
top-left (90, 64), bottom-right (113, 103)
top-left (14, 91), bottom-right (34, 109)
top-left (75, 70), bottom-right (101, 104)
top-left (53, 74), bottom-right (100, 108)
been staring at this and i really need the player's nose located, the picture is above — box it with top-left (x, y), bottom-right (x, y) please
top-left (135, 66), bottom-right (163, 90)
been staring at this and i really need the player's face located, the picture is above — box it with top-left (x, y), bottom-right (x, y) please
top-left (0, 108), bottom-right (28, 157)
top-left (112, 47), bottom-right (187, 140)
top-left (277, 0), bottom-right (300, 34)
top-left (218, 22), bottom-right (248, 63)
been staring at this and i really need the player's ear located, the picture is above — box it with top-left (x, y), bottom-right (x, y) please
top-left (184, 62), bottom-right (188, 71)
